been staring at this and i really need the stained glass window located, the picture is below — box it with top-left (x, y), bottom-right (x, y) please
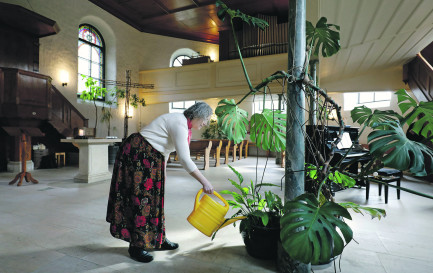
top-left (78, 24), bottom-right (105, 96)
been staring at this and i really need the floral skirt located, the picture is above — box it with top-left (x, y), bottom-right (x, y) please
top-left (106, 133), bottom-right (166, 249)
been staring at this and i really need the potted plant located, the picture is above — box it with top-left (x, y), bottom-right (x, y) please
top-left (80, 75), bottom-right (146, 138)
top-left (213, 165), bottom-right (283, 259)
top-left (79, 75), bottom-right (108, 136)
top-left (201, 118), bottom-right (227, 140)
top-left (214, 0), bottom-right (433, 269)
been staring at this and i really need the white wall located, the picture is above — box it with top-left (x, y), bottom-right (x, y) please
top-left (1, 0), bottom-right (218, 138)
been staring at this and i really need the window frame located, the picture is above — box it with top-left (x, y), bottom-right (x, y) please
top-left (357, 92), bottom-right (391, 104)
top-left (171, 55), bottom-right (191, 67)
top-left (77, 24), bottom-right (106, 100)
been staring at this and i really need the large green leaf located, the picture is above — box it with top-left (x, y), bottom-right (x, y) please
top-left (250, 109), bottom-right (286, 152)
top-left (216, 0), bottom-right (269, 30)
top-left (281, 193), bottom-right (353, 265)
top-left (215, 99), bottom-right (249, 144)
top-left (306, 17), bottom-right (341, 57)
top-left (339, 202), bottom-right (386, 220)
top-left (329, 170), bottom-right (356, 188)
top-left (396, 89), bottom-right (433, 143)
top-left (351, 105), bottom-right (402, 128)
top-left (368, 121), bottom-right (433, 176)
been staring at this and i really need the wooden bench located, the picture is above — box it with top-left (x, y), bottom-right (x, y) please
top-left (208, 139), bottom-right (223, 167)
top-left (220, 139), bottom-right (240, 163)
top-left (189, 140), bottom-right (212, 170)
top-left (243, 140), bottom-right (249, 158)
top-left (235, 140), bottom-right (249, 160)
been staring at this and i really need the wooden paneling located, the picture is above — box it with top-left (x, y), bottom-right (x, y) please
top-left (88, 0), bottom-right (288, 44)
top-left (0, 25), bottom-right (39, 72)
top-left (404, 55), bottom-right (433, 102)
top-left (0, 68), bottom-right (88, 132)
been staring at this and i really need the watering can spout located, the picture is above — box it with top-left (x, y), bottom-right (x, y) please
top-left (218, 216), bottom-right (247, 229)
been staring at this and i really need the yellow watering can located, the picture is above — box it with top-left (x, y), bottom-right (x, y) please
top-left (187, 189), bottom-right (246, 237)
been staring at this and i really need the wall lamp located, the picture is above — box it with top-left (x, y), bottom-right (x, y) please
top-left (59, 70), bottom-right (69, 87)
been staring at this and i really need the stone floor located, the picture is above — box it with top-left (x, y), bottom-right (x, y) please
top-left (0, 157), bottom-right (432, 273)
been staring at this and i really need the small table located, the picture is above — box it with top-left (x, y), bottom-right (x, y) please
top-left (61, 138), bottom-right (122, 183)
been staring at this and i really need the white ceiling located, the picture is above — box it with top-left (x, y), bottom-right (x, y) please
top-left (319, 0), bottom-right (433, 90)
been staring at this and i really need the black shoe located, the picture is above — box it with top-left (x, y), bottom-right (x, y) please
top-left (161, 238), bottom-right (179, 250)
top-left (128, 245), bottom-right (153, 263)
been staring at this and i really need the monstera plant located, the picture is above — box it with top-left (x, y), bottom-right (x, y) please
top-left (213, 0), bottom-right (433, 269)
top-left (351, 89), bottom-right (433, 177)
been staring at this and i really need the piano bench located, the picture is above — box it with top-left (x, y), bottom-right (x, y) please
top-left (366, 168), bottom-right (402, 204)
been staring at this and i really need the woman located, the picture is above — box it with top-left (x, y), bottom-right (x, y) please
top-left (106, 102), bottom-right (214, 263)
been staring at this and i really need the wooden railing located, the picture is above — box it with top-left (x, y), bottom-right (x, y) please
top-left (403, 55), bottom-right (433, 102)
top-left (49, 85), bottom-right (87, 136)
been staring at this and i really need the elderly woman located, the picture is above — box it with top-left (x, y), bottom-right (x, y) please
top-left (106, 102), bottom-right (214, 263)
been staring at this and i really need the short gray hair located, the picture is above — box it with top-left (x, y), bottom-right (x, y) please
top-left (184, 102), bottom-right (213, 120)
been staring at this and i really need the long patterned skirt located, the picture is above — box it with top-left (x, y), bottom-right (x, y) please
top-left (106, 133), bottom-right (166, 249)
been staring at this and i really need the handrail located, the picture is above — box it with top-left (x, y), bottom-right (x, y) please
top-left (50, 84), bottom-right (87, 122)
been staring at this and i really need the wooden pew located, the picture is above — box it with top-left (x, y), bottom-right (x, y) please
top-left (208, 139), bottom-right (223, 167)
top-left (243, 140), bottom-right (249, 158)
top-left (220, 139), bottom-right (240, 163)
top-left (219, 139), bottom-right (230, 164)
top-left (235, 140), bottom-right (248, 160)
top-left (189, 140), bottom-right (212, 170)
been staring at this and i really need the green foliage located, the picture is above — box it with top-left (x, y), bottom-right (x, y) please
top-left (80, 75), bottom-right (107, 101)
top-left (339, 202), bottom-right (386, 220)
top-left (328, 170), bottom-right (356, 188)
top-left (215, 99), bottom-right (249, 144)
top-left (250, 109), bottom-right (286, 152)
top-left (117, 90), bottom-right (146, 108)
top-left (306, 17), bottom-right (341, 57)
top-left (201, 119), bottom-right (227, 139)
top-left (281, 193), bottom-right (353, 265)
top-left (368, 120), bottom-right (433, 176)
top-left (306, 164), bottom-right (356, 188)
top-left (351, 89), bottom-right (433, 177)
top-left (396, 89), bottom-right (433, 143)
top-left (216, 0), bottom-right (269, 30)
top-left (351, 105), bottom-right (402, 128)
top-left (80, 75), bottom-right (108, 128)
top-left (214, 165), bottom-right (282, 238)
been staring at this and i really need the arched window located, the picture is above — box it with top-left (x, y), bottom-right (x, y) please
top-left (172, 55), bottom-right (191, 67)
top-left (78, 24), bottom-right (105, 96)
top-left (169, 48), bottom-right (198, 67)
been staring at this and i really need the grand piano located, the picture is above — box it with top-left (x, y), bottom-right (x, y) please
top-left (306, 125), bottom-right (371, 191)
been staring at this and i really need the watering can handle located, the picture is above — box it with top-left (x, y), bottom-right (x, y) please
top-left (194, 189), bottom-right (229, 210)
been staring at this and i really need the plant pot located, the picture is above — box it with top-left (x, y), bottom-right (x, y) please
top-left (241, 224), bottom-right (280, 260)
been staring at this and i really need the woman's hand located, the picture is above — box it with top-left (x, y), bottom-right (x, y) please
top-left (202, 181), bottom-right (214, 194)
top-left (189, 169), bottom-right (214, 194)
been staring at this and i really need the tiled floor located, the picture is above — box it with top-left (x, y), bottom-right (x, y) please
top-left (0, 157), bottom-right (432, 273)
